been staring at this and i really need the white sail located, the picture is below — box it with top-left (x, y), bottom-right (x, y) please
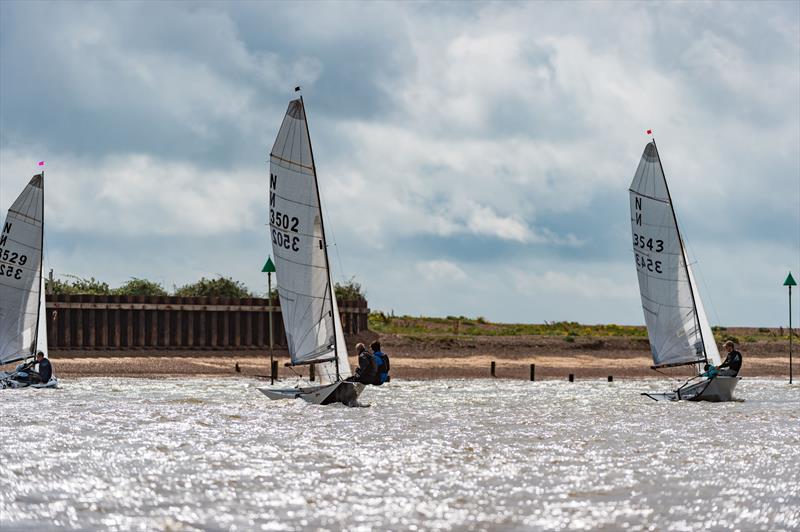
top-left (687, 256), bottom-right (721, 366)
top-left (36, 275), bottom-right (49, 358)
top-left (269, 98), bottom-right (351, 383)
top-left (0, 174), bottom-right (45, 365)
top-left (629, 142), bottom-right (715, 368)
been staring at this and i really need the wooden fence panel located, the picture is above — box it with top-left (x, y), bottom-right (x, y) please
top-left (45, 295), bottom-right (369, 350)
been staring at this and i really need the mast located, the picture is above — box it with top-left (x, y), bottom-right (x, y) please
top-left (299, 95), bottom-right (341, 381)
top-left (31, 171), bottom-right (44, 358)
top-left (651, 139), bottom-right (708, 366)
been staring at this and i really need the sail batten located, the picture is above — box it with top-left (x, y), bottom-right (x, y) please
top-left (269, 98), bottom-right (351, 384)
top-left (629, 141), bottom-right (720, 368)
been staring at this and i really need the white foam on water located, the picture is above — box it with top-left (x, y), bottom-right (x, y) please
top-left (1, 378), bottom-right (798, 530)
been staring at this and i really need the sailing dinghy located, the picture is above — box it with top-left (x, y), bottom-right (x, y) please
top-left (0, 173), bottom-right (57, 389)
top-left (629, 140), bottom-right (737, 402)
top-left (257, 96), bottom-right (363, 406)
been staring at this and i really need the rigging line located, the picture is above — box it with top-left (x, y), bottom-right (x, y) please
top-left (678, 220), bottom-right (723, 329)
top-left (317, 186), bottom-right (347, 285)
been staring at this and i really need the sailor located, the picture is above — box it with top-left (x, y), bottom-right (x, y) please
top-left (370, 340), bottom-right (390, 385)
top-left (13, 352), bottom-right (51, 385)
top-left (346, 343), bottom-right (377, 384)
top-left (717, 340), bottom-right (742, 377)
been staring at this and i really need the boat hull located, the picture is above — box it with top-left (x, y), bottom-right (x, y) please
top-left (258, 381), bottom-right (365, 406)
top-left (0, 373), bottom-right (58, 389)
top-left (643, 376), bottom-right (740, 402)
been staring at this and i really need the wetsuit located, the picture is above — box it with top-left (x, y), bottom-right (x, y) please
top-left (346, 351), bottom-right (377, 384)
top-left (37, 358), bottom-right (52, 382)
top-left (718, 350), bottom-right (742, 377)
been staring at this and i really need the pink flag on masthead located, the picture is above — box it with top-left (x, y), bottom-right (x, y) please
top-left (38, 161), bottom-right (45, 166)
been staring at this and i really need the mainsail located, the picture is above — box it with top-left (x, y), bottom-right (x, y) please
top-left (629, 141), bottom-right (721, 368)
top-left (269, 98), bottom-right (351, 383)
top-left (0, 174), bottom-right (46, 365)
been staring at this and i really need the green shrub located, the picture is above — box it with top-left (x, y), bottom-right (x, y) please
top-left (174, 276), bottom-right (252, 298)
top-left (113, 278), bottom-right (168, 296)
top-left (47, 275), bottom-right (110, 295)
top-left (334, 277), bottom-right (365, 300)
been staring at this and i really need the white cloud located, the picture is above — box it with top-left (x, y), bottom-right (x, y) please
top-left (1, 1), bottom-right (797, 326)
top-left (0, 148), bottom-right (262, 237)
top-left (416, 260), bottom-right (468, 282)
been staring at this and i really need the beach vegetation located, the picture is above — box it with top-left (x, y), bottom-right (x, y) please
top-left (334, 277), bottom-right (365, 300)
top-left (174, 276), bottom-right (252, 298)
top-left (114, 278), bottom-right (168, 296)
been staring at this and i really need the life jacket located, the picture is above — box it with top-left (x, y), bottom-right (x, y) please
top-left (372, 351), bottom-right (390, 385)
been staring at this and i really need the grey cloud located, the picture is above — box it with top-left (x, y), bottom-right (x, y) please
top-left (1, 0), bottom-right (797, 326)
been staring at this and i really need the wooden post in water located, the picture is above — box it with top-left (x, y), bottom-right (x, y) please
top-left (271, 359), bottom-right (279, 383)
top-left (569, 373), bottom-right (574, 382)
top-left (608, 375), bottom-right (613, 382)
top-left (310, 364), bottom-right (315, 382)
top-left (530, 363), bottom-right (535, 381)
top-left (491, 361), bottom-right (496, 377)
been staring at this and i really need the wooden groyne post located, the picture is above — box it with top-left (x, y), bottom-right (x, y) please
top-left (568, 373), bottom-right (574, 382)
top-left (491, 361), bottom-right (496, 377)
top-left (530, 363), bottom-right (535, 381)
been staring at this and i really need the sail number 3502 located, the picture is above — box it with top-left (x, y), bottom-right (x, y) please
top-left (270, 210), bottom-right (300, 252)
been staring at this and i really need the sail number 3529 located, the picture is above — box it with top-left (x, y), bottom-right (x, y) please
top-left (0, 248), bottom-right (27, 280)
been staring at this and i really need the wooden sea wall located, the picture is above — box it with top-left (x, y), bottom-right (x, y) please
top-left (45, 295), bottom-right (369, 350)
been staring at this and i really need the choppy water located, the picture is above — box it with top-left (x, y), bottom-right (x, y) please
top-left (1, 378), bottom-right (798, 531)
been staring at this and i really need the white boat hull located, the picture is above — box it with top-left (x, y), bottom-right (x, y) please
top-left (643, 376), bottom-right (739, 402)
top-left (258, 381), bottom-right (365, 406)
top-left (0, 373), bottom-right (58, 389)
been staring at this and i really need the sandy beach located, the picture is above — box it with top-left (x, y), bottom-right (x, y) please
top-left (21, 331), bottom-right (793, 381)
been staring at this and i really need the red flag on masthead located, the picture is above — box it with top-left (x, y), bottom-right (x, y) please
top-left (646, 129), bottom-right (652, 135)
top-left (38, 161), bottom-right (45, 166)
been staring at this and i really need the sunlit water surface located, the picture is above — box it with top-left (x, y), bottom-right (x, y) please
top-left (1, 378), bottom-right (798, 531)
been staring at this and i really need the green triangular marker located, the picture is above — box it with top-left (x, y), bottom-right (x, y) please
top-left (262, 257), bottom-right (276, 273)
top-left (784, 272), bottom-right (797, 286)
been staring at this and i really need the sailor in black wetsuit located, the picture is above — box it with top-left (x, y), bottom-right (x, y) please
top-left (346, 343), bottom-right (377, 384)
top-left (718, 340), bottom-right (742, 377)
top-left (14, 351), bottom-right (51, 385)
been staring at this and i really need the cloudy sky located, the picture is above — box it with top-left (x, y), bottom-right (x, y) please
top-left (1, 1), bottom-right (798, 326)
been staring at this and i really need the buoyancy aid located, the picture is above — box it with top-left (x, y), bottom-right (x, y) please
top-left (372, 350), bottom-right (390, 385)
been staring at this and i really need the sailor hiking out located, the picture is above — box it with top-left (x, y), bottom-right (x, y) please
top-left (347, 343), bottom-right (377, 385)
top-left (14, 352), bottom-right (52, 385)
top-left (370, 341), bottom-right (390, 385)
top-left (717, 340), bottom-right (743, 377)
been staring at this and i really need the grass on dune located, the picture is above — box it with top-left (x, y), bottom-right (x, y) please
top-left (368, 312), bottom-right (793, 343)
